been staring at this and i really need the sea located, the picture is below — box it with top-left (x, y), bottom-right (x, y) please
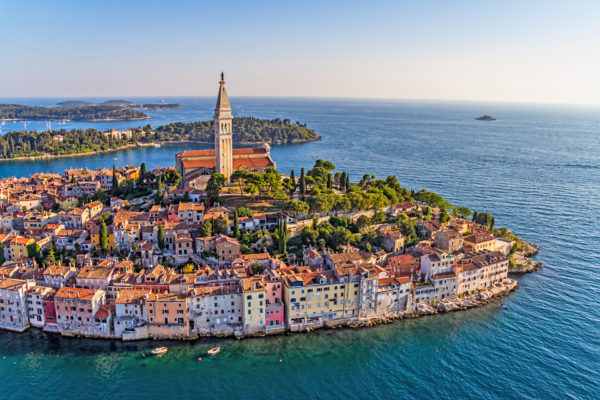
top-left (0, 97), bottom-right (598, 400)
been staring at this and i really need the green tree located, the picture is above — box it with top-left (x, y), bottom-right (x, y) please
top-left (44, 243), bottom-right (56, 266)
top-left (157, 223), bottom-right (165, 250)
top-left (213, 216), bottom-right (229, 235)
top-left (244, 183), bottom-right (259, 203)
top-left (453, 206), bottom-right (472, 219)
top-left (139, 162), bottom-right (147, 184)
top-left (230, 169), bottom-right (251, 195)
top-left (207, 172), bottom-right (226, 202)
top-left (290, 170), bottom-right (296, 191)
top-left (251, 262), bottom-right (265, 275)
top-left (27, 242), bottom-right (42, 265)
top-left (155, 176), bottom-right (164, 204)
top-left (201, 220), bottom-right (213, 237)
top-left (327, 173), bottom-right (332, 189)
top-left (161, 169), bottom-right (182, 188)
top-left (284, 199), bottom-right (310, 216)
top-left (99, 220), bottom-right (108, 253)
top-left (345, 174), bottom-right (350, 192)
top-left (111, 165), bottom-right (118, 193)
top-left (0, 244), bottom-right (5, 265)
top-left (233, 209), bottom-right (240, 237)
top-left (299, 168), bottom-right (306, 196)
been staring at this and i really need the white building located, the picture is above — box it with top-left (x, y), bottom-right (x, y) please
top-left (0, 278), bottom-right (32, 332)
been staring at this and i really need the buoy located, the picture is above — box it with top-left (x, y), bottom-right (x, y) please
top-left (279, 359), bottom-right (282, 363)
top-left (198, 357), bottom-right (202, 361)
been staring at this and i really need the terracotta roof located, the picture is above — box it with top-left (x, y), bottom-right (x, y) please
top-left (178, 148), bottom-right (267, 158)
top-left (55, 287), bottom-right (100, 300)
top-left (43, 265), bottom-right (72, 278)
top-left (0, 278), bottom-right (27, 291)
top-left (94, 304), bottom-right (114, 319)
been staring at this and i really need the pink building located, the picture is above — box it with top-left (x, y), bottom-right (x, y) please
top-left (54, 287), bottom-right (105, 336)
top-left (263, 272), bottom-right (284, 330)
top-left (43, 290), bottom-right (57, 331)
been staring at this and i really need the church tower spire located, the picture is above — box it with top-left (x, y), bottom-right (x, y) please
top-left (214, 72), bottom-right (233, 178)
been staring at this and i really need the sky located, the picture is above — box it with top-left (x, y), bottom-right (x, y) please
top-left (1, 0), bottom-right (599, 105)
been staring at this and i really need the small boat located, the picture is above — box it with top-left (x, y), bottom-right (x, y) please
top-left (500, 304), bottom-right (508, 309)
top-left (207, 347), bottom-right (221, 355)
top-left (153, 143), bottom-right (161, 148)
top-left (151, 346), bottom-right (168, 355)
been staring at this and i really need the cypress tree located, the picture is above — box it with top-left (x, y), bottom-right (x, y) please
top-left (111, 165), bottom-right (118, 193)
top-left (345, 174), bottom-right (350, 192)
top-left (139, 162), bottom-right (147, 184)
top-left (99, 220), bottom-right (108, 253)
top-left (156, 176), bottom-right (164, 205)
top-left (157, 223), bottom-right (165, 250)
top-left (327, 173), bottom-right (332, 189)
top-left (45, 242), bottom-right (56, 266)
top-left (299, 168), bottom-right (306, 195)
top-left (340, 172), bottom-right (346, 190)
top-left (290, 170), bottom-right (296, 190)
top-left (233, 208), bottom-right (240, 238)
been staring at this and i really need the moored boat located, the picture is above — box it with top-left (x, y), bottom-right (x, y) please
top-left (151, 346), bottom-right (168, 355)
top-left (207, 347), bottom-right (221, 355)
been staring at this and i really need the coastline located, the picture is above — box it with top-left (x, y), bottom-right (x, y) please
top-left (7, 278), bottom-right (520, 341)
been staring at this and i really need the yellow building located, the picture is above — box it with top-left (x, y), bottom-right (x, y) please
top-left (242, 276), bottom-right (266, 334)
top-left (9, 237), bottom-right (35, 261)
top-left (23, 212), bottom-right (56, 231)
top-left (86, 201), bottom-right (104, 219)
top-left (90, 225), bottom-right (115, 251)
top-left (279, 266), bottom-right (360, 329)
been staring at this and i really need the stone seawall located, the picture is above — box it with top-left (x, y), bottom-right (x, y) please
top-left (1, 279), bottom-right (519, 341)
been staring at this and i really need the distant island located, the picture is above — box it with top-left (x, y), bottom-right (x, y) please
top-left (0, 104), bottom-right (149, 122)
top-left (0, 117), bottom-right (320, 159)
top-left (0, 100), bottom-right (183, 122)
top-left (476, 115), bottom-right (496, 121)
top-left (58, 99), bottom-right (183, 111)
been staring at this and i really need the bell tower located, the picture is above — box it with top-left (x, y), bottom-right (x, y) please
top-left (214, 72), bottom-right (233, 178)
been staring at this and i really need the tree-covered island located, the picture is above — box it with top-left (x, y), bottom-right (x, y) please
top-left (0, 117), bottom-right (320, 159)
top-left (0, 104), bottom-right (149, 121)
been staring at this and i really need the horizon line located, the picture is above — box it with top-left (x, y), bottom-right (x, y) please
top-left (1, 95), bottom-right (599, 108)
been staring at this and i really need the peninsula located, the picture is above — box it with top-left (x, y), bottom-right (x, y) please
top-left (0, 74), bottom-right (540, 341)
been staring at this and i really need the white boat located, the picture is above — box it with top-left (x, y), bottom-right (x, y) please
top-left (151, 346), bottom-right (168, 355)
top-left (207, 347), bottom-right (221, 355)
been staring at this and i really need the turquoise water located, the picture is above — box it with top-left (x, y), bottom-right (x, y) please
top-left (0, 98), bottom-right (599, 399)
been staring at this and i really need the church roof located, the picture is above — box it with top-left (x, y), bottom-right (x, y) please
top-left (215, 73), bottom-right (231, 110)
top-left (177, 147), bottom-right (268, 158)
top-left (182, 154), bottom-right (274, 170)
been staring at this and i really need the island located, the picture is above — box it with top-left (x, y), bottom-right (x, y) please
top-left (0, 156), bottom-right (540, 340)
top-left (476, 115), bottom-right (496, 121)
top-left (0, 104), bottom-right (148, 121)
top-left (0, 117), bottom-right (320, 159)
top-left (59, 99), bottom-right (183, 110)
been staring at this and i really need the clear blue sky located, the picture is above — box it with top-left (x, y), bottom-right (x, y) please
top-left (1, 0), bottom-right (599, 104)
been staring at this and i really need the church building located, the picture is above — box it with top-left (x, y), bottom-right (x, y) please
top-left (175, 73), bottom-right (275, 189)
